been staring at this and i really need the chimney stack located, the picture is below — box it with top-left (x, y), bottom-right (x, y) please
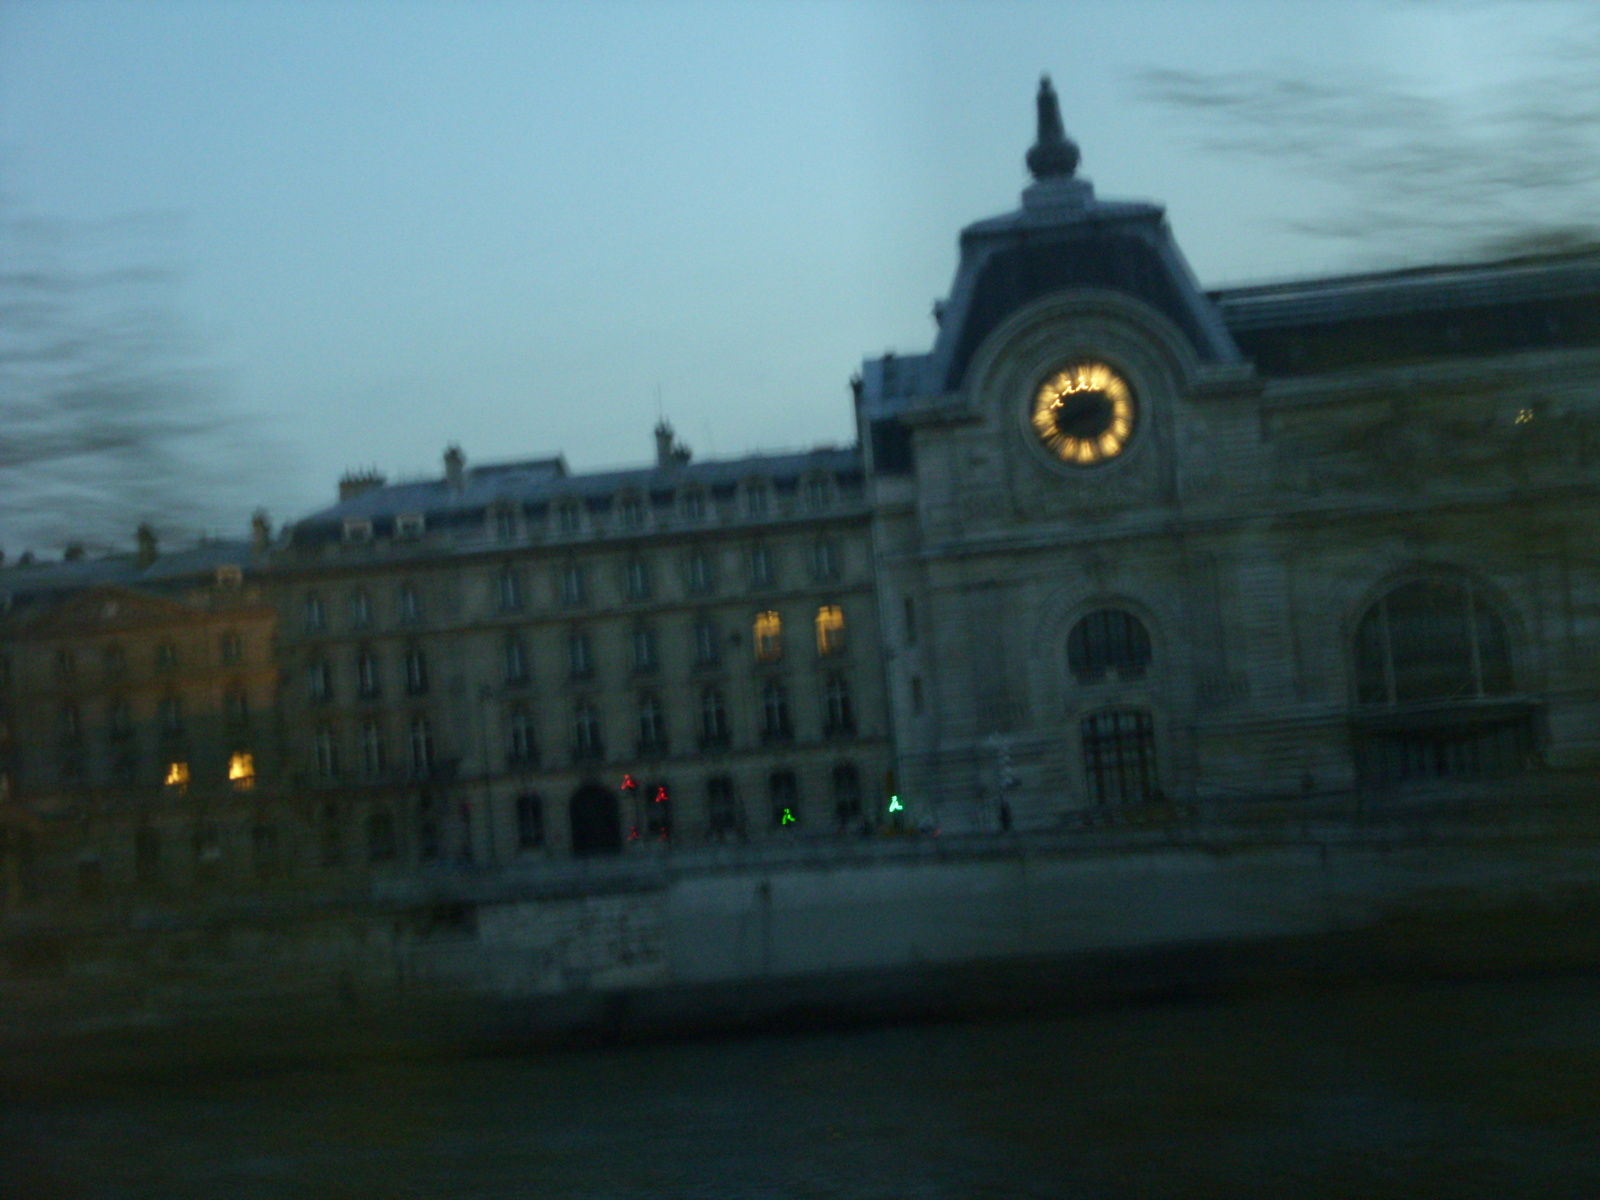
top-left (339, 468), bottom-right (386, 502)
top-left (251, 510), bottom-right (271, 552)
top-left (444, 444), bottom-right (466, 491)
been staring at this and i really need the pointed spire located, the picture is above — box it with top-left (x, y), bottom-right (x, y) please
top-left (1025, 74), bottom-right (1079, 181)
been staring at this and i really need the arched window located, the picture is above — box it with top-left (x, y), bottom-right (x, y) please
top-left (1353, 578), bottom-right (1513, 706)
top-left (1067, 609), bottom-right (1151, 684)
top-left (1352, 577), bottom-right (1530, 784)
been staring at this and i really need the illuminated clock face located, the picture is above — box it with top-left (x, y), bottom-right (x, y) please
top-left (1030, 361), bottom-right (1137, 465)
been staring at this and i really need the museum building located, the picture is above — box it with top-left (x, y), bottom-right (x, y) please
top-left (858, 78), bottom-right (1600, 830)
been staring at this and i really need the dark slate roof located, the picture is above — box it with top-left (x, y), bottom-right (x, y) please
top-left (923, 177), bottom-right (1243, 394)
top-left (0, 541), bottom-right (260, 614)
top-left (288, 447), bottom-right (864, 548)
top-left (1213, 252), bottom-right (1600, 375)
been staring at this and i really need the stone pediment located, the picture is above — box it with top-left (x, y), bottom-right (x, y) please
top-left (19, 585), bottom-right (208, 638)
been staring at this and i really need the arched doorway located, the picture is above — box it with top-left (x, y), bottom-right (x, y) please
top-left (569, 782), bottom-right (621, 856)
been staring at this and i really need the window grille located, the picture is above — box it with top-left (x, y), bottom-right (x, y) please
top-left (1081, 708), bottom-right (1157, 805)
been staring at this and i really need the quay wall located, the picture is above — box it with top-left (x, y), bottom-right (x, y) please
top-left (6, 807), bottom-right (1600, 1049)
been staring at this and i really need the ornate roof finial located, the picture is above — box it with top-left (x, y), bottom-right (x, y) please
top-left (1026, 74), bottom-right (1080, 181)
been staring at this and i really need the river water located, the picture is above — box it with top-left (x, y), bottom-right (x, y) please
top-left (5, 973), bottom-right (1600, 1198)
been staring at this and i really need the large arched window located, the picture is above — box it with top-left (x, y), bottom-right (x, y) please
top-left (1351, 577), bottom-right (1531, 784)
top-left (1353, 578), bottom-right (1513, 706)
top-left (1067, 609), bottom-right (1151, 684)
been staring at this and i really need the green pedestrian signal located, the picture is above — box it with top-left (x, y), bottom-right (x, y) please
top-left (888, 795), bottom-right (903, 813)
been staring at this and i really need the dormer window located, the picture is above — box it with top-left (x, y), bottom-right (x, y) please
top-left (682, 489), bottom-right (706, 521)
top-left (493, 506), bottom-right (518, 541)
top-left (745, 482), bottom-right (769, 518)
top-left (395, 513), bottom-right (426, 540)
top-left (343, 518), bottom-right (373, 543)
top-left (619, 494), bottom-right (645, 531)
top-left (557, 501), bottom-right (581, 536)
top-left (805, 475), bottom-right (832, 511)
top-left (215, 564), bottom-right (243, 589)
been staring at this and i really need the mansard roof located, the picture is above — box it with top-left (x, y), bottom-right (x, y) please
top-left (1213, 251), bottom-right (1600, 375)
top-left (287, 445), bottom-right (864, 549)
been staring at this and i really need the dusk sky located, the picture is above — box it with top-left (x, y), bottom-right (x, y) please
top-left (4, 0), bottom-right (1597, 551)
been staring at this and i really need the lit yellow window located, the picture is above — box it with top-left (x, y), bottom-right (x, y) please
top-left (815, 605), bottom-right (846, 655)
top-left (754, 610), bottom-right (783, 662)
top-left (228, 752), bottom-right (255, 791)
top-left (164, 761), bottom-right (190, 791)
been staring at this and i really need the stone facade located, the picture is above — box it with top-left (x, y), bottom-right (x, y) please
top-left (858, 84), bottom-right (1600, 831)
top-left (269, 437), bottom-right (892, 875)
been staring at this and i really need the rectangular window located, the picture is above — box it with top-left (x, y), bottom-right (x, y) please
top-left (688, 550), bottom-right (716, 595)
top-left (499, 569), bottom-right (523, 612)
top-left (815, 604), bottom-right (846, 656)
top-left (833, 764), bottom-right (862, 826)
top-left (824, 673), bottom-right (855, 737)
top-left (410, 716), bottom-right (434, 775)
top-left (494, 507), bottom-right (518, 540)
top-left (404, 647), bottom-right (428, 695)
top-left (507, 706), bottom-right (538, 766)
top-left (561, 563), bottom-right (587, 606)
top-left (229, 752), bottom-right (255, 791)
top-left (620, 495), bottom-right (645, 530)
top-left (625, 557), bottom-right (652, 600)
top-left (308, 658), bottom-right (333, 701)
top-left (749, 544), bottom-right (775, 588)
top-left (572, 702), bottom-right (604, 761)
top-left (754, 610), bottom-right (783, 662)
top-left (362, 720), bottom-right (386, 777)
top-left (700, 687), bottom-right (730, 747)
top-left (682, 490), bottom-right (706, 521)
top-left (745, 484), bottom-right (768, 518)
top-left (558, 502), bottom-right (581, 535)
top-left (904, 596), bottom-right (917, 647)
top-left (343, 518), bottom-right (373, 543)
top-left (304, 594), bottom-right (326, 631)
top-left (349, 590), bottom-right (371, 628)
top-left (761, 678), bottom-right (792, 742)
top-left (707, 776), bottom-right (739, 838)
top-left (694, 617), bottom-right (720, 667)
top-left (356, 650), bottom-right (379, 697)
top-left (159, 696), bottom-right (184, 736)
top-left (314, 726), bottom-right (339, 779)
top-left (567, 630), bottom-right (593, 680)
top-left (225, 687), bottom-right (249, 725)
top-left (769, 769), bottom-right (799, 828)
top-left (220, 631), bottom-right (242, 664)
top-left (516, 793), bottom-right (545, 850)
top-left (155, 641), bottom-right (179, 671)
top-left (812, 540), bottom-right (840, 582)
top-left (505, 635), bottom-right (530, 685)
top-left (399, 583), bottom-right (421, 624)
top-left (395, 513), bottom-right (426, 539)
top-left (632, 626), bottom-right (657, 672)
top-left (637, 694), bottom-right (668, 755)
